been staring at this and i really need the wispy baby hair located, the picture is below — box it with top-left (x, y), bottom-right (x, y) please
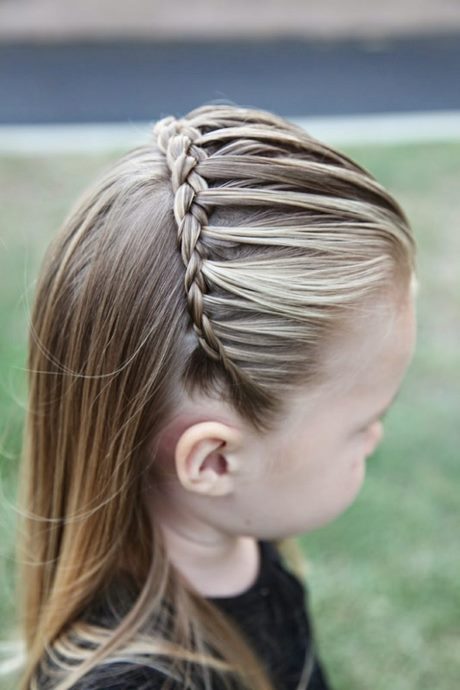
top-left (13, 103), bottom-right (416, 690)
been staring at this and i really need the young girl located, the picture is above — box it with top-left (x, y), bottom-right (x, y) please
top-left (13, 103), bottom-right (416, 690)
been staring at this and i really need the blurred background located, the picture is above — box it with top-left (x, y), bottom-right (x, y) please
top-left (1, 2), bottom-right (459, 689)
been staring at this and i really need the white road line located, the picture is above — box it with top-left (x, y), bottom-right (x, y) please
top-left (0, 110), bottom-right (460, 154)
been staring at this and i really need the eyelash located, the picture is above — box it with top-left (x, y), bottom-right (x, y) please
top-left (359, 414), bottom-right (386, 434)
top-left (358, 425), bottom-right (372, 435)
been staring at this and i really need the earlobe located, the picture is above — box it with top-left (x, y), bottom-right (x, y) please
top-left (175, 422), bottom-right (242, 497)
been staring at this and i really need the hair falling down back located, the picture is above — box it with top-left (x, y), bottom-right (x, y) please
top-left (10, 103), bottom-right (415, 690)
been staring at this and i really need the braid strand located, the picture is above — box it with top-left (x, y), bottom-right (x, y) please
top-left (153, 116), bottom-right (239, 378)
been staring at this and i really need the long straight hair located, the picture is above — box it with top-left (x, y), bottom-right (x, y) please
top-left (10, 104), bottom-right (415, 690)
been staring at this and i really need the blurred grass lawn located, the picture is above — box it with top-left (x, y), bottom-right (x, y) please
top-left (0, 142), bottom-right (459, 690)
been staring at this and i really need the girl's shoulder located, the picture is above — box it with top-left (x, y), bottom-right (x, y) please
top-left (67, 661), bottom-right (181, 690)
top-left (67, 659), bottom-right (239, 690)
top-left (82, 540), bottom-right (309, 680)
top-left (35, 649), bottom-right (184, 690)
top-left (55, 539), bottom-right (314, 690)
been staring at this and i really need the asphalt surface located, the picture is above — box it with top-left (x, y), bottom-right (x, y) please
top-left (1, 33), bottom-right (460, 123)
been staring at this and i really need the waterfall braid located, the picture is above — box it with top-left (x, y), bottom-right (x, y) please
top-left (8, 104), bottom-right (416, 690)
top-left (152, 114), bottom-right (284, 425)
top-left (153, 116), bottom-right (235, 371)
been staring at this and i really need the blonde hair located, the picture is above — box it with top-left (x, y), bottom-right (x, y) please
top-left (8, 103), bottom-right (415, 690)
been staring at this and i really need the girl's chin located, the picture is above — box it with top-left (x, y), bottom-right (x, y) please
top-left (327, 473), bottom-right (367, 525)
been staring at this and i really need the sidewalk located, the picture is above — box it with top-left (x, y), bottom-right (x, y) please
top-left (1, 0), bottom-right (460, 41)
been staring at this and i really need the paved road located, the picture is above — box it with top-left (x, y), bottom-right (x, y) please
top-left (1, 34), bottom-right (460, 124)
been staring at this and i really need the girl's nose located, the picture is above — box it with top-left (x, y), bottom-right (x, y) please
top-left (364, 421), bottom-right (384, 458)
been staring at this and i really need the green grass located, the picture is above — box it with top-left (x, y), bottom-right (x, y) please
top-left (1, 142), bottom-right (459, 690)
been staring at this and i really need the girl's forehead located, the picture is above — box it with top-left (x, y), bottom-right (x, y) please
top-left (309, 292), bottom-right (416, 401)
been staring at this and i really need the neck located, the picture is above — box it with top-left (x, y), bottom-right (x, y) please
top-left (151, 497), bottom-right (260, 598)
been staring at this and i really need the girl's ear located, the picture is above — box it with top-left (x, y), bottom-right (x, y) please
top-left (175, 421), bottom-right (243, 497)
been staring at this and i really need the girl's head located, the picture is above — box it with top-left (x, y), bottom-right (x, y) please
top-left (156, 288), bottom-right (415, 545)
top-left (16, 103), bottom-right (416, 690)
